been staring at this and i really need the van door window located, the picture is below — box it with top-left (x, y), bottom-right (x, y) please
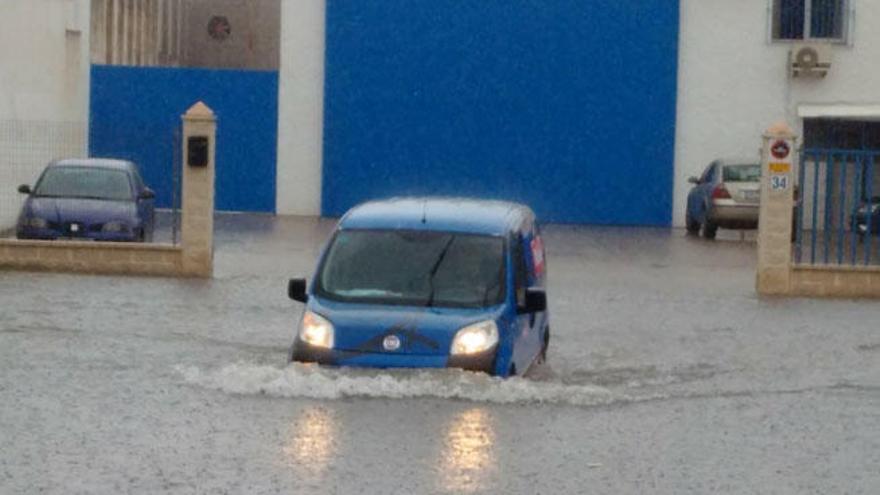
top-left (512, 234), bottom-right (528, 307)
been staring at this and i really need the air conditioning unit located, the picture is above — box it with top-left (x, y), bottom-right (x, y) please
top-left (790, 44), bottom-right (832, 79)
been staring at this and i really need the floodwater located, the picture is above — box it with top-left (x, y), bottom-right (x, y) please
top-left (1, 216), bottom-right (878, 494)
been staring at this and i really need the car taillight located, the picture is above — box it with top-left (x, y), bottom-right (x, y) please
top-left (712, 185), bottom-right (731, 199)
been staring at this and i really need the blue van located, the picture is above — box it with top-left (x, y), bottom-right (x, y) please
top-left (287, 197), bottom-right (549, 377)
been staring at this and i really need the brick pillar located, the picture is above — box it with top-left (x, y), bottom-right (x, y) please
top-left (756, 122), bottom-right (797, 295)
top-left (180, 101), bottom-right (216, 277)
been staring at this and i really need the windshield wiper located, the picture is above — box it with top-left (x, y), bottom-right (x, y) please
top-left (425, 235), bottom-right (455, 307)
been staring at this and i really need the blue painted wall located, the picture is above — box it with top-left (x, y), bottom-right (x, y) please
top-left (89, 65), bottom-right (278, 212)
top-left (323, 1), bottom-right (679, 225)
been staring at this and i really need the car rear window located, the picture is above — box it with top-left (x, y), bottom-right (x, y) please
top-left (723, 164), bottom-right (761, 182)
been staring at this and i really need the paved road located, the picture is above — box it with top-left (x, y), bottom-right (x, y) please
top-left (1, 216), bottom-right (878, 494)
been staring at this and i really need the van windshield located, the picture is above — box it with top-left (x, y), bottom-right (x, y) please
top-left (316, 230), bottom-right (506, 308)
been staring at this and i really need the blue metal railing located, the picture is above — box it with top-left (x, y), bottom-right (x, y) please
top-left (795, 149), bottom-right (880, 266)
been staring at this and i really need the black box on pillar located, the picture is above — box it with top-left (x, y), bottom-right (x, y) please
top-left (187, 136), bottom-right (209, 167)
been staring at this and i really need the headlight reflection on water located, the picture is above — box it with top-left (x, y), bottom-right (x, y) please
top-left (439, 407), bottom-right (497, 493)
top-left (283, 406), bottom-right (338, 479)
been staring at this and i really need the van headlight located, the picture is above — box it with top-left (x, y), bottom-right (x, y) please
top-left (450, 320), bottom-right (498, 355)
top-left (298, 311), bottom-right (334, 349)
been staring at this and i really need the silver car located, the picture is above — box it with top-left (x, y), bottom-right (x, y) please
top-left (685, 158), bottom-right (761, 239)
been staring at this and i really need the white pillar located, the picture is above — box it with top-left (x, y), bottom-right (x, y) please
top-left (757, 122), bottom-right (798, 295)
top-left (276, 0), bottom-right (326, 215)
top-left (181, 102), bottom-right (217, 277)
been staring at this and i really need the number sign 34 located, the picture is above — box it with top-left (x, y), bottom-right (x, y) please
top-left (770, 175), bottom-right (789, 191)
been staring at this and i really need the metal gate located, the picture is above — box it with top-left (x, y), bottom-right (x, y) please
top-left (795, 148), bottom-right (880, 265)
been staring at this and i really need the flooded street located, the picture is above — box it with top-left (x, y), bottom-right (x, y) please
top-left (1, 216), bottom-right (878, 494)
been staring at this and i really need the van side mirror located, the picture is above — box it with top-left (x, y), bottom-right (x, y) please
top-left (139, 188), bottom-right (155, 200)
top-left (520, 288), bottom-right (547, 313)
top-left (288, 278), bottom-right (308, 303)
top-left (18, 184), bottom-right (31, 194)
top-left (687, 176), bottom-right (700, 185)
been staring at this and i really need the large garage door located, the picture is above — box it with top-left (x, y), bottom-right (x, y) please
top-left (322, 1), bottom-right (679, 225)
top-left (89, 65), bottom-right (278, 212)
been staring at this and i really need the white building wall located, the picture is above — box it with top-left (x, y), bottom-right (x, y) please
top-left (674, 0), bottom-right (880, 226)
top-left (275, 0), bottom-right (325, 216)
top-left (0, 0), bottom-right (90, 122)
top-left (0, 0), bottom-right (91, 231)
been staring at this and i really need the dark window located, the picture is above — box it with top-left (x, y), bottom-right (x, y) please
top-left (775, 0), bottom-right (806, 40)
top-left (804, 119), bottom-right (880, 150)
top-left (773, 0), bottom-right (846, 41)
top-left (811, 0), bottom-right (846, 38)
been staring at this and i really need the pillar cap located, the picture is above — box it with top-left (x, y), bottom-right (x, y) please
top-left (764, 121), bottom-right (796, 139)
top-left (183, 101), bottom-right (216, 122)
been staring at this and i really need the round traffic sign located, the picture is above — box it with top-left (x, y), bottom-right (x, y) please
top-left (771, 140), bottom-right (790, 160)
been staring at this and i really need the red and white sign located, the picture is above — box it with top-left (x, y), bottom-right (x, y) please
top-left (771, 140), bottom-right (791, 160)
top-left (530, 236), bottom-right (545, 276)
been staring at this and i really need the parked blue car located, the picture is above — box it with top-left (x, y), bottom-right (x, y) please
top-left (287, 198), bottom-right (549, 378)
top-left (686, 158), bottom-right (761, 239)
top-left (16, 159), bottom-right (155, 242)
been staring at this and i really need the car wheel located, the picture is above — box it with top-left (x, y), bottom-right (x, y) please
top-left (686, 213), bottom-right (700, 234)
top-left (702, 220), bottom-right (718, 240)
top-left (137, 229), bottom-right (146, 242)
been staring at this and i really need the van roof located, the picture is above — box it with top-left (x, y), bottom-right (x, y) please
top-left (339, 197), bottom-right (535, 236)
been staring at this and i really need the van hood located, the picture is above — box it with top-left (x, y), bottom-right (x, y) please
top-left (307, 297), bottom-right (504, 356)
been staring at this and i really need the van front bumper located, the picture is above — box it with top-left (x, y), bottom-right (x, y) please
top-left (291, 341), bottom-right (497, 375)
